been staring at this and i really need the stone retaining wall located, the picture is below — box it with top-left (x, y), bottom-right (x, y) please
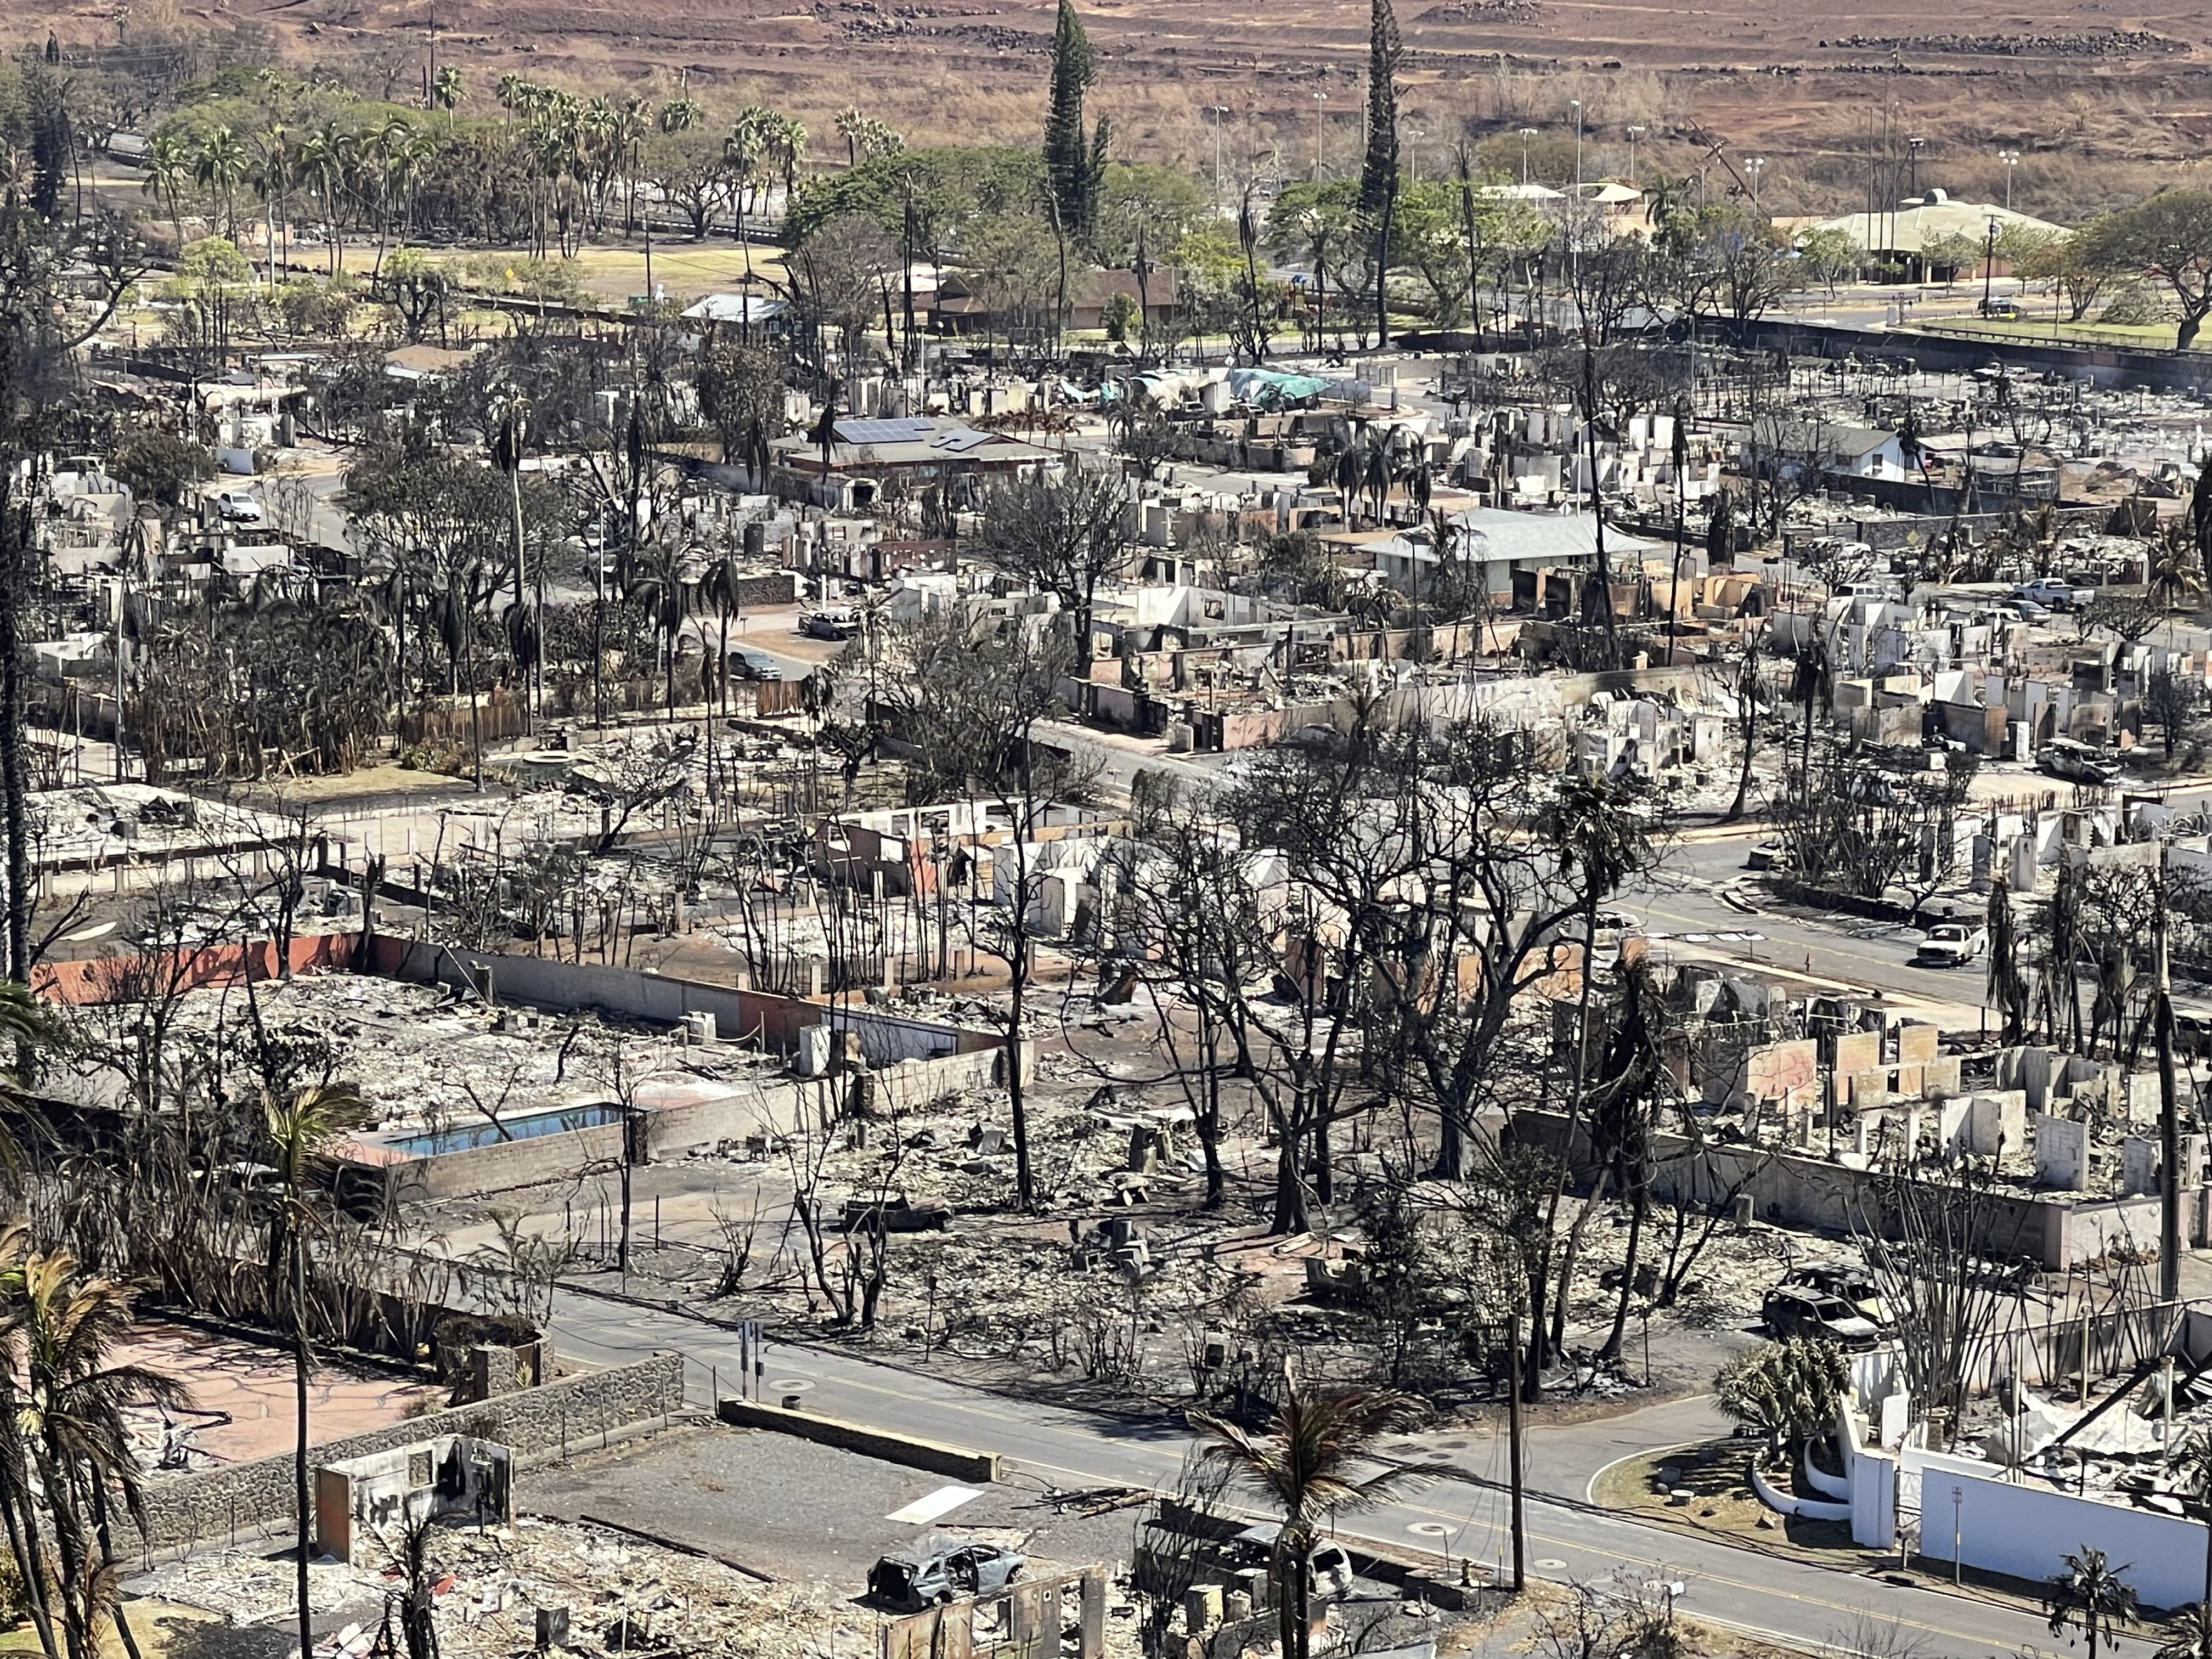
top-left (130, 1353), bottom-right (683, 1554)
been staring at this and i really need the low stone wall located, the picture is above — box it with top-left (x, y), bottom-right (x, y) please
top-left (716, 1396), bottom-right (1001, 1482)
top-left (131, 1352), bottom-right (684, 1554)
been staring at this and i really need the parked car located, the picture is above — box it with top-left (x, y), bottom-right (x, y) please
top-left (2040, 738), bottom-right (2119, 786)
top-left (1978, 298), bottom-right (2024, 320)
top-left (800, 608), bottom-right (859, 641)
top-left (213, 488), bottom-right (262, 522)
top-left (729, 646), bottom-right (783, 682)
top-left (1997, 596), bottom-right (2049, 623)
top-left (870, 1538), bottom-right (1025, 1610)
top-left (1915, 922), bottom-right (1990, 967)
top-left (1780, 1263), bottom-right (1890, 1328)
top-left (1761, 1285), bottom-right (1881, 1351)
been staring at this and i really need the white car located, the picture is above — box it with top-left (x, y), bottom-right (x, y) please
top-left (213, 488), bottom-right (263, 523)
top-left (1915, 923), bottom-right (1989, 967)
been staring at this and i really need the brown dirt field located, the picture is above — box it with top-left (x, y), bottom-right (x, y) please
top-left (26, 0), bottom-right (2212, 221)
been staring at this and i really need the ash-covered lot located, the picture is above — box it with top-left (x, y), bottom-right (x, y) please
top-left (523, 1420), bottom-right (1149, 1587)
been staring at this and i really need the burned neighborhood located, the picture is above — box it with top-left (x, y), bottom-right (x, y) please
top-left (8, 8), bottom-right (2212, 1659)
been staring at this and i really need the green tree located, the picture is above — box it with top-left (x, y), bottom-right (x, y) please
top-left (1042, 0), bottom-right (1108, 246)
top-left (108, 429), bottom-right (213, 509)
top-left (1922, 229), bottom-right (1984, 289)
top-left (2017, 233), bottom-right (2115, 323)
top-left (2045, 1548), bottom-right (2138, 1659)
top-left (1713, 1335), bottom-right (1849, 1460)
top-left (2081, 188), bottom-right (2212, 348)
top-left (1356, 0), bottom-right (1400, 218)
top-left (1192, 1389), bottom-right (1434, 1659)
top-left (193, 123), bottom-right (247, 245)
top-left (141, 129), bottom-right (189, 244)
top-left (1795, 225), bottom-right (1857, 297)
top-left (1356, 0), bottom-right (1401, 341)
top-left (0, 1233), bottom-right (190, 1659)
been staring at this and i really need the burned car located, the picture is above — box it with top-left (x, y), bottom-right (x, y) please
top-left (869, 1537), bottom-right (1026, 1610)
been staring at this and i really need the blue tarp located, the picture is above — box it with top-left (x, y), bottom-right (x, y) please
top-left (1225, 368), bottom-right (1336, 404)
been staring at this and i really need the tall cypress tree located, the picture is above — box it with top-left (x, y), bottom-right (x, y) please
top-left (1043, 0), bottom-right (1107, 244)
top-left (1357, 0), bottom-right (1401, 216)
top-left (1358, 0), bottom-right (1401, 343)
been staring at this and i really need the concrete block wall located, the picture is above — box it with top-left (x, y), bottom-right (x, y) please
top-left (128, 1353), bottom-right (684, 1554)
top-left (1514, 1108), bottom-right (2183, 1271)
top-left (376, 937), bottom-right (998, 1065)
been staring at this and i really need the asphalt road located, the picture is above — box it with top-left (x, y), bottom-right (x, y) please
top-left (544, 1283), bottom-right (2103, 1658)
top-left (1621, 826), bottom-right (1994, 1024)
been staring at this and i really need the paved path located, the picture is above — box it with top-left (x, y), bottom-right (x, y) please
top-left (545, 1284), bottom-right (2104, 1658)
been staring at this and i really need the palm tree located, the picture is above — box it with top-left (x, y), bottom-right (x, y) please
top-left (724, 117), bottom-right (764, 269)
top-left (2045, 1547), bottom-right (2140, 1659)
top-left (627, 542), bottom-right (699, 718)
top-left (1192, 1388), bottom-right (1434, 1659)
top-left (142, 131), bottom-right (189, 245)
top-left (298, 121), bottom-right (353, 276)
top-left (250, 121), bottom-right (296, 286)
top-left (193, 124), bottom-right (248, 246)
top-left (2159, 1605), bottom-right (2212, 1659)
top-left (698, 552), bottom-right (747, 715)
top-left (0, 1229), bottom-right (190, 1659)
top-left (433, 64), bottom-right (462, 121)
top-left (264, 1083), bottom-right (366, 1659)
top-left (766, 112), bottom-right (806, 204)
top-left (496, 72), bottom-right (523, 122)
top-left (659, 96), bottom-right (702, 136)
top-left (836, 105), bottom-right (867, 169)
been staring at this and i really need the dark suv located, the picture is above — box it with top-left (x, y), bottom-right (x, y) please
top-left (1761, 1285), bottom-right (1881, 1352)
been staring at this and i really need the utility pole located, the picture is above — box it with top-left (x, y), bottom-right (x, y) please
top-left (1981, 213), bottom-right (2001, 315)
top-left (1505, 1312), bottom-right (1527, 1593)
top-left (2158, 845), bottom-right (2182, 1306)
top-left (1313, 89), bottom-right (1328, 182)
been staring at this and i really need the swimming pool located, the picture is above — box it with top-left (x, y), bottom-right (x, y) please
top-left (383, 1102), bottom-right (624, 1158)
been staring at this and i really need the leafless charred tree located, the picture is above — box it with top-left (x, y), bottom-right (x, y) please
top-left (1854, 1156), bottom-right (2032, 1449)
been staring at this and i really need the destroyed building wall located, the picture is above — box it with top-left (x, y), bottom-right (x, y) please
top-left (1514, 1110), bottom-right (2183, 1271)
top-left (129, 1353), bottom-right (683, 1554)
top-left (379, 938), bottom-right (998, 1066)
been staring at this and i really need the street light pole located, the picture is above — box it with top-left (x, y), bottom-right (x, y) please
top-left (1982, 212), bottom-right (2000, 314)
top-left (1211, 105), bottom-right (1229, 215)
top-left (1569, 99), bottom-right (1582, 293)
top-left (1313, 89), bottom-right (1327, 181)
top-left (1627, 125), bottom-right (1644, 187)
top-left (1998, 149), bottom-right (2019, 212)
top-left (1519, 126), bottom-right (1536, 186)
top-left (1747, 156), bottom-right (1765, 209)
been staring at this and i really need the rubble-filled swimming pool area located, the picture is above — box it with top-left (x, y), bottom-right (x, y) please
top-left (382, 1101), bottom-right (627, 1156)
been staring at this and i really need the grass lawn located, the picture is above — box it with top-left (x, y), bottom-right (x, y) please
top-left (1589, 1437), bottom-right (1858, 1553)
top-left (414, 239), bottom-right (787, 304)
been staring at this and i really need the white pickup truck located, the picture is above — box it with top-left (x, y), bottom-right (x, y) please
top-left (2012, 578), bottom-right (2093, 612)
top-left (1915, 922), bottom-right (1989, 967)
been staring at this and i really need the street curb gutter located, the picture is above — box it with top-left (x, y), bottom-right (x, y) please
top-left (716, 1396), bottom-right (1004, 1483)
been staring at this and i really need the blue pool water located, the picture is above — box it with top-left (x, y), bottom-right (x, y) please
top-left (385, 1102), bottom-right (624, 1157)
